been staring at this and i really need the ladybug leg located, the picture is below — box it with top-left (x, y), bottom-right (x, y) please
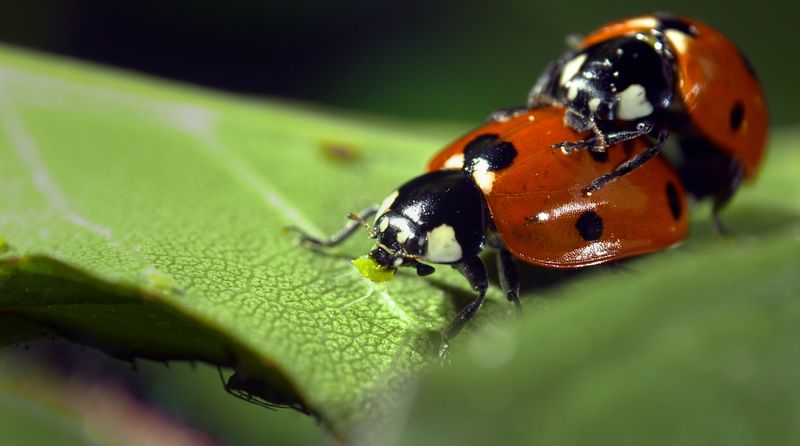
top-left (286, 205), bottom-right (378, 248)
top-left (710, 160), bottom-right (744, 235)
top-left (440, 255), bottom-right (488, 358)
top-left (583, 131), bottom-right (669, 195)
top-left (497, 248), bottom-right (522, 315)
top-left (554, 121), bottom-right (655, 155)
top-left (527, 57), bottom-right (570, 108)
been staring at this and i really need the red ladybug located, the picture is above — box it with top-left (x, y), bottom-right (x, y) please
top-left (528, 14), bottom-right (768, 230)
top-left (293, 107), bottom-right (688, 354)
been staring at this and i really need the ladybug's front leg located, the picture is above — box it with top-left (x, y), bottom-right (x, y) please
top-left (440, 255), bottom-right (489, 359)
top-left (554, 121), bottom-right (655, 154)
top-left (287, 205), bottom-right (378, 248)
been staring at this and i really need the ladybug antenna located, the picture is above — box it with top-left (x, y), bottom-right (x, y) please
top-left (347, 212), bottom-right (376, 238)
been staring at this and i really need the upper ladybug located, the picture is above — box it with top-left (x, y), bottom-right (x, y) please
top-left (528, 13), bottom-right (768, 231)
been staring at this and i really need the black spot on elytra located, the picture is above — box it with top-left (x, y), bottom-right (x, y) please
top-left (464, 133), bottom-right (499, 157)
top-left (666, 181), bottom-right (682, 220)
top-left (656, 15), bottom-right (699, 37)
top-left (730, 102), bottom-right (745, 131)
top-left (589, 150), bottom-right (609, 163)
top-left (575, 210), bottom-right (604, 241)
top-left (464, 134), bottom-right (518, 172)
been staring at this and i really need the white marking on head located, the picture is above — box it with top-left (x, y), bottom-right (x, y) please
top-left (393, 257), bottom-right (404, 268)
top-left (665, 29), bottom-right (690, 54)
top-left (559, 54), bottom-right (587, 86)
top-left (376, 190), bottom-right (399, 218)
top-left (616, 84), bottom-right (654, 120)
top-left (567, 84), bottom-right (579, 101)
top-left (443, 153), bottom-right (465, 169)
top-left (396, 230), bottom-right (409, 244)
top-left (425, 224), bottom-right (462, 263)
top-left (470, 159), bottom-right (496, 194)
top-left (588, 97), bottom-right (602, 113)
top-left (378, 216), bottom-right (390, 232)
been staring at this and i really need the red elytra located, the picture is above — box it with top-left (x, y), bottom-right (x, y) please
top-left (428, 106), bottom-right (689, 268)
top-left (581, 14), bottom-right (769, 180)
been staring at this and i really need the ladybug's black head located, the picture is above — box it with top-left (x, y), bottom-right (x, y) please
top-left (555, 34), bottom-right (675, 130)
top-left (368, 209), bottom-right (434, 276)
top-left (366, 170), bottom-right (489, 274)
top-left (368, 244), bottom-right (434, 277)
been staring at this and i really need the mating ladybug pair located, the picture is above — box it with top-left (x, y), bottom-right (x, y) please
top-left (292, 14), bottom-right (768, 354)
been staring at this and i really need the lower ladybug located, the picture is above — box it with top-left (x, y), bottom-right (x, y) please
top-left (292, 106), bottom-right (688, 355)
top-left (528, 13), bottom-right (768, 231)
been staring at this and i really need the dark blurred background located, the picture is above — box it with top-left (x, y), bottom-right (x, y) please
top-left (0, 0), bottom-right (795, 125)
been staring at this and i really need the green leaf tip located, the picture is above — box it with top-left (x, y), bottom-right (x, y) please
top-left (352, 255), bottom-right (396, 283)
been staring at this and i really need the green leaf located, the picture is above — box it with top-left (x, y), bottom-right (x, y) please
top-left (2, 42), bottom-right (799, 444)
top-left (389, 136), bottom-right (800, 445)
top-left (0, 44), bottom-right (509, 434)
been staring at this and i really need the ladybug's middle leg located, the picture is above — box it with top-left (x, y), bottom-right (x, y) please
top-left (497, 248), bottom-right (521, 313)
top-left (487, 235), bottom-right (521, 313)
top-left (583, 131), bottom-right (670, 195)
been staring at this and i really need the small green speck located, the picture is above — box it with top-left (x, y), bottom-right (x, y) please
top-left (143, 267), bottom-right (182, 294)
top-left (352, 255), bottom-right (396, 283)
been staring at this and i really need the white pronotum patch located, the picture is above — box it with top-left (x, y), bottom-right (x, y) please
top-left (559, 54), bottom-right (587, 86)
top-left (378, 216), bottom-right (390, 232)
top-left (425, 224), bottom-right (462, 263)
top-left (627, 17), bottom-right (660, 29)
top-left (470, 159), bottom-right (496, 194)
top-left (664, 29), bottom-right (690, 54)
top-left (567, 84), bottom-right (579, 101)
top-left (376, 190), bottom-right (399, 219)
top-left (443, 153), bottom-right (465, 169)
top-left (616, 84), bottom-right (654, 120)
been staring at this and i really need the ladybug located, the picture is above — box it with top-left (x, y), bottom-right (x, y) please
top-left (528, 13), bottom-right (768, 230)
top-left (292, 106), bottom-right (688, 355)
